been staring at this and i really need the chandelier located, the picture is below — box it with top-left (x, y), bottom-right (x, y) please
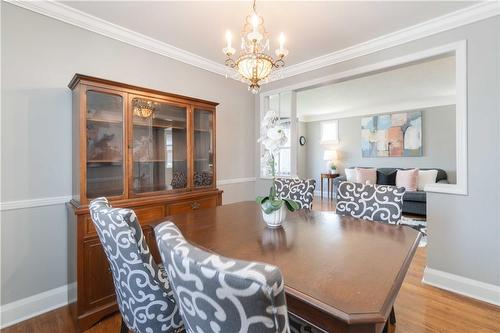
top-left (133, 99), bottom-right (156, 119)
top-left (223, 0), bottom-right (289, 94)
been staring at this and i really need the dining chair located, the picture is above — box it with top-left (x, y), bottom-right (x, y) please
top-left (335, 181), bottom-right (405, 331)
top-left (89, 197), bottom-right (184, 333)
top-left (336, 181), bottom-right (405, 224)
top-left (275, 177), bottom-right (317, 210)
top-left (155, 221), bottom-right (325, 333)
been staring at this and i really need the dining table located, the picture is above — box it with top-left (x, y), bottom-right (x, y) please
top-left (150, 201), bottom-right (421, 333)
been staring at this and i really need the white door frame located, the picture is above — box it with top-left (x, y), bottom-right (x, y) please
top-left (259, 40), bottom-right (468, 195)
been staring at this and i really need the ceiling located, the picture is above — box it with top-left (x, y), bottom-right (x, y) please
top-left (297, 55), bottom-right (456, 121)
top-left (60, 1), bottom-right (478, 66)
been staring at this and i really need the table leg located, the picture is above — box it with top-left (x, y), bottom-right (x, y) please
top-left (327, 178), bottom-right (330, 199)
top-left (330, 179), bottom-right (334, 199)
top-left (321, 177), bottom-right (323, 198)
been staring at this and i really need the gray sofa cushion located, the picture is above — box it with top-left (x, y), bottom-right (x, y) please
top-left (404, 191), bottom-right (426, 202)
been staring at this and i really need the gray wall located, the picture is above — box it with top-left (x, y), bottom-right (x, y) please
top-left (302, 105), bottom-right (457, 187)
top-left (1, 4), bottom-right (255, 305)
top-left (259, 17), bottom-right (500, 286)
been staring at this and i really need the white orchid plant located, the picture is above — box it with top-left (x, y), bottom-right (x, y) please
top-left (256, 110), bottom-right (299, 214)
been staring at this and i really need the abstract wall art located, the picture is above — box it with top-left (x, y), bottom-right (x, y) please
top-left (361, 111), bottom-right (422, 157)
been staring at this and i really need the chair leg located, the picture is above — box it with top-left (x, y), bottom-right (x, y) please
top-left (382, 321), bottom-right (388, 333)
top-left (390, 306), bottom-right (396, 325)
top-left (120, 318), bottom-right (128, 333)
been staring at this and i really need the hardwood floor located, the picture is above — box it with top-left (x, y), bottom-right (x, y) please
top-left (3, 197), bottom-right (499, 333)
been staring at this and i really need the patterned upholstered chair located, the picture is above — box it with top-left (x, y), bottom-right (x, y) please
top-left (335, 181), bottom-right (405, 331)
top-left (336, 181), bottom-right (405, 224)
top-left (155, 222), bottom-right (325, 333)
top-left (89, 198), bottom-right (184, 333)
top-left (275, 177), bottom-right (316, 210)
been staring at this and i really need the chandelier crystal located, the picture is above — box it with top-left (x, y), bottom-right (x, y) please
top-left (223, 0), bottom-right (289, 94)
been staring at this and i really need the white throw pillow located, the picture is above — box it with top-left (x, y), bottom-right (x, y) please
top-left (345, 168), bottom-right (357, 182)
top-left (418, 169), bottom-right (438, 191)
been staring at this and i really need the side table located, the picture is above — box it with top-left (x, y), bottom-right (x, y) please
top-left (320, 173), bottom-right (340, 199)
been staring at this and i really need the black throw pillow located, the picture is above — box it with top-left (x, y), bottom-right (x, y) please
top-left (377, 170), bottom-right (397, 186)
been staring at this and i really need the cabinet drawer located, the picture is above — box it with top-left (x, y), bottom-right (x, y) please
top-left (168, 197), bottom-right (217, 215)
top-left (85, 204), bottom-right (165, 236)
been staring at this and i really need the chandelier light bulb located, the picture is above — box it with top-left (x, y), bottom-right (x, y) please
top-left (226, 30), bottom-right (232, 48)
top-left (252, 13), bottom-right (259, 32)
top-left (279, 32), bottom-right (285, 50)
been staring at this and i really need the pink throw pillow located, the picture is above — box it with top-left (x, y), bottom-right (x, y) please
top-left (355, 168), bottom-right (377, 185)
top-left (396, 169), bottom-right (418, 191)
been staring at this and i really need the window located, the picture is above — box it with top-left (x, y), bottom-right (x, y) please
top-left (261, 92), bottom-right (293, 177)
top-left (321, 120), bottom-right (339, 144)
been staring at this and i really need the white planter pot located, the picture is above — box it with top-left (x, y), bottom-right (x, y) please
top-left (262, 205), bottom-right (287, 228)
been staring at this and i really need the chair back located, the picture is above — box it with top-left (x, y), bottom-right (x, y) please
top-left (275, 177), bottom-right (316, 209)
top-left (89, 198), bottom-right (183, 333)
top-left (155, 222), bottom-right (289, 333)
top-left (336, 181), bottom-right (405, 224)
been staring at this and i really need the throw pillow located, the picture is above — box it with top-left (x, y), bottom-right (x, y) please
top-left (355, 167), bottom-right (377, 185)
top-left (396, 169), bottom-right (418, 191)
top-left (345, 168), bottom-right (357, 182)
top-left (377, 170), bottom-right (397, 186)
top-left (418, 169), bottom-right (438, 191)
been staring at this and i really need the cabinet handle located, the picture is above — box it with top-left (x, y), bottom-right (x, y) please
top-left (191, 202), bottom-right (200, 210)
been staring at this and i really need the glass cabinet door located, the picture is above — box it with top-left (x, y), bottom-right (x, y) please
top-left (86, 90), bottom-right (125, 199)
top-left (131, 97), bottom-right (188, 194)
top-left (193, 108), bottom-right (214, 188)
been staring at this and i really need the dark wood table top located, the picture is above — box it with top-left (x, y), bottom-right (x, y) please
top-left (151, 201), bottom-right (421, 331)
top-left (321, 173), bottom-right (340, 178)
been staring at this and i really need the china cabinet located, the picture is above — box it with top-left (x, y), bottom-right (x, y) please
top-left (67, 74), bottom-right (222, 331)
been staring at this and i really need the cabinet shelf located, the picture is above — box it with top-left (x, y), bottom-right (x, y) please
top-left (87, 118), bottom-right (123, 125)
top-left (87, 160), bottom-right (122, 164)
top-left (133, 122), bottom-right (185, 130)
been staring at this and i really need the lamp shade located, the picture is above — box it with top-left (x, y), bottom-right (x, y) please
top-left (323, 150), bottom-right (337, 161)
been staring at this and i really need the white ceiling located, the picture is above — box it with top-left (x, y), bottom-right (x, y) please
top-left (60, 1), bottom-right (477, 66)
top-left (297, 55), bottom-right (456, 121)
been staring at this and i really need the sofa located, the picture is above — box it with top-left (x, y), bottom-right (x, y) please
top-left (333, 167), bottom-right (448, 216)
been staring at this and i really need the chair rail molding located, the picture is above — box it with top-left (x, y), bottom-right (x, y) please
top-left (5, 0), bottom-right (499, 83)
top-left (260, 41), bottom-right (468, 196)
top-left (0, 178), bottom-right (255, 211)
top-left (0, 196), bottom-right (72, 211)
top-left (217, 177), bottom-right (256, 186)
top-left (423, 267), bottom-right (500, 307)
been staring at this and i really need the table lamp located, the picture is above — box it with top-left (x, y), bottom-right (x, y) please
top-left (323, 150), bottom-right (338, 173)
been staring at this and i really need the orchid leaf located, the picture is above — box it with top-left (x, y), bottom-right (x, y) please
top-left (256, 196), bottom-right (269, 205)
top-left (283, 199), bottom-right (300, 212)
top-left (260, 199), bottom-right (282, 214)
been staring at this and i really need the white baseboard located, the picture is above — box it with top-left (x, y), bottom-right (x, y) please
top-left (423, 267), bottom-right (500, 306)
top-left (0, 283), bottom-right (76, 329)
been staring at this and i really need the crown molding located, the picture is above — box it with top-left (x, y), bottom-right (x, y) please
top-left (5, 0), bottom-right (227, 76)
top-left (280, 1), bottom-right (500, 79)
top-left (5, 0), bottom-right (499, 83)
